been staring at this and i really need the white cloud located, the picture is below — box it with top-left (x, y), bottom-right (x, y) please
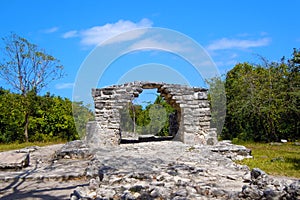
top-left (63, 18), bottom-right (153, 46)
top-left (62, 30), bottom-right (78, 38)
top-left (43, 27), bottom-right (59, 34)
top-left (55, 82), bottom-right (74, 89)
top-left (129, 38), bottom-right (181, 51)
top-left (207, 37), bottom-right (271, 51)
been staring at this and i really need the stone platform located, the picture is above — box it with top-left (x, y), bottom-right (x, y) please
top-left (0, 141), bottom-right (298, 200)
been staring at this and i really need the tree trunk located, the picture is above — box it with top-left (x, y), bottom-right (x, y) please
top-left (24, 112), bottom-right (29, 142)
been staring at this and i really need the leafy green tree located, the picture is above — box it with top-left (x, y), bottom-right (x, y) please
top-left (0, 33), bottom-right (64, 142)
top-left (0, 88), bottom-right (94, 143)
top-left (28, 96), bottom-right (77, 141)
top-left (0, 89), bottom-right (24, 142)
top-left (222, 49), bottom-right (300, 142)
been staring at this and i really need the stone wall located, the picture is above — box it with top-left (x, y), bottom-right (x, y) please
top-left (89, 81), bottom-right (217, 146)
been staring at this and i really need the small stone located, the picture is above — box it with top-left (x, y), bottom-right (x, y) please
top-left (88, 178), bottom-right (99, 191)
top-left (132, 192), bottom-right (141, 199)
top-left (226, 175), bottom-right (237, 180)
top-left (174, 188), bottom-right (188, 197)
top-left (243, 172), bottom-right (251, 182)
top-left (186, 186), bottom-right (197, 194)
top-left (70, 194), bottom-right (79, 200)
top-left (151, 181), bottom-right (165, 186)
top-left (129, 185), bottom-right (144, 193)
top-left (97, 188), bottom-right (116, 199)
top-left (156, 187), bottom-right (171, 198)
top-left (150, 189), bottom-right (159, 198)
top-left (263, 188), bottom-right (276, 198)
top-left (87, 191), bottom-right (97, 199)
top-left (156, 174), bottom-right (165, 181)
top-left (251, 168), bottom-right (266, 180)
top-left (172, 196), bottom-right (188, 200)
top-left (164, 181), bottom-right (175, 189)
top-left (211, 189), bottom-right (228, 198)
top-left (72, 187), bottom-right (86, 199)
top-left (242, 186), bottom-right (263, 199)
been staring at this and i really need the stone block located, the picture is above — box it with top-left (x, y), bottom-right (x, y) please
top-left (0, 151), bottom-right (29, 169)
top-left (183, 95), bottom-right (193, 100)
top-left (102, 89), bottom-right (115, 95)
top-left (195, 92), bottom-right (207, 100)
top-left (54, 140), bottom-right (92, 159)
top-left (200, 121), bottom-right (210, 126)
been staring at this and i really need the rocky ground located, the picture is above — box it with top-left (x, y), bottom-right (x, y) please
top-left (0, 140), bottom-right (299, 200)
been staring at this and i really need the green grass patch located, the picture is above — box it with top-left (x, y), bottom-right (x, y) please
top-left (235, 142), bottom-right (300, 178)
top-left (0, 140), bottom-right (66, 152)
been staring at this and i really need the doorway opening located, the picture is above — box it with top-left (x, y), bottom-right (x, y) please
top-left (120, 88), bottom-right (179, 143)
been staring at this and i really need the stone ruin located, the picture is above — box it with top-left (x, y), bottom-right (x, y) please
top-left (1, 79), bottom-right (299, 199)
top-left (86, 81), bottom-right (217, 146)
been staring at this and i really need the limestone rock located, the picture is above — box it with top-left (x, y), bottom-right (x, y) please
top-left (211, 140), bottom-right (252, 160)
top-left (238, 168), bottom-right (300, 199)
top-left (16, 146), bottom-right (39, 153)
top-left (54, 140), bottom-right (92, 160)
top-left (0, 141), bottom-right (297, 200)
top-left (0, 151), bottom-right (29, 170)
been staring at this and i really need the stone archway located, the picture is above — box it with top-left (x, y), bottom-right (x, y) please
top-left (87, 81), bottom-right (217, 146)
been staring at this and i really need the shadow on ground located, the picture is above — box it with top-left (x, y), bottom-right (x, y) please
top-left (0, 162), bottom-right (87, 200)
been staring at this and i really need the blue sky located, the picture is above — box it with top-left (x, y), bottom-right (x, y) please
top-left (0, 0), bottom-right (299, 105)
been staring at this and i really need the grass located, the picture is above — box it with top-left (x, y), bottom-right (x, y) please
top-left (0, 140), bottom-right (66, 152)
top-left (235, 142), bottom-right (300, 178)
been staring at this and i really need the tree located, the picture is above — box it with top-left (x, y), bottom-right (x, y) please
top-left (222, 49), bottom-right (300, 142)
top-left (0, 33), bottom-right (64, 142)
top-left (0, 89), bottom-right (24, 142)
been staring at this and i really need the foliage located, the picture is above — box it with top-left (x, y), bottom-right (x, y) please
top-left (0, 33), bottom-right (64, 142)
top-left (0, 89), bottom-right (93, 143)
top-left (213, 49), bottom-right (300, 142)
top-left (235, 142), bottom-right (300, 178)
top-left (120, 95), bottom-right (175, 136)
top-left (0, 88), bottom-right (24, 142)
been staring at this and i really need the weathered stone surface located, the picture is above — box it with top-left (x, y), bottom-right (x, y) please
top-left (0, 141), bottom-right (297, 199)
top-left (69, 141), bottom-right (259, 200)
top-left (91, 81), bottom-right (217, 146)
top-left (15, 146), bottom-right (40, 153)
top-left (0, 151), bottom-right (29, 169)
top-left (238, 168), bottom-right (300, 199)
top-left (211, 140), bottom-right (252, 160)
top-left (54, 140), bottom-right (92, 160)
top-left (0, 144), bottom-right (91, 183)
